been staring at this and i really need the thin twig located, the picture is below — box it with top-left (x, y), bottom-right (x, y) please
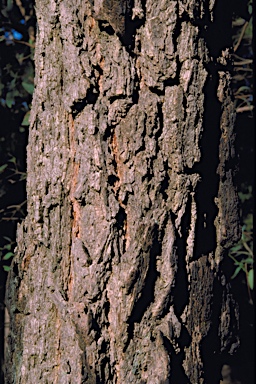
top-left (6, 200), bottom-right (27, 210)
top-left (234, 20), bottom-right (249, 52)
top-left (13, 39), bottom-right (35, 48)
top-left (236, 105), bottom-right (254, 113)
top-left (234, 59), bottom-right (252, 65)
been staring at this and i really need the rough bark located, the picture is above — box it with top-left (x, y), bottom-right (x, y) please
top-left (5, 1), bottom-right (240, 383)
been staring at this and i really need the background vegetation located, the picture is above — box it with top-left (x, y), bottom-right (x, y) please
top-left (0, 1), bottom-right (35, 382)
top-left (0, 0), bottom-right (254, 382)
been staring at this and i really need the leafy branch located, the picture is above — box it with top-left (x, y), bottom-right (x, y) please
top-left (229, 214), bottom-right (254, 304)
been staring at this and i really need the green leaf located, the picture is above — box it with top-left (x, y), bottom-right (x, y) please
top-left (247, 269), bottom-right (254, 290)
top-left (3, 265), bottom-right (11, 272)
top-left (244, 18), bottom-right (252, 40)
top-left (230, 243), bottom-right (243, 252)
top-left (232, 251), bottom-right (252, 257)
top-left (236, 86), bottom-right (251, 93)
top-left (231, 266), bottom-right (243, 279)
top-left (8, 156), bottom-right (16, 164)
top-left (22, 82), bottom-right (34, 95)
top-left (6, 91), bottom-right (14, 108)
top-left (21, 111), bottom-right (30, 126)
top-left (9, 78), bottom-right (16, 90)
top-left (231, 265), bottom-right (242, 279)
top-left (244, 214), bottom-right (253, 231)
top-left (241, 229), bottom-right (247, 241)
top-left (0, 163), bottom-right (8, 173)
top-left (232, 18), bottom-right (246, 27)
top-left (243, 257), bottom-right (254, 264)
top-left (3, 244), bottom-right (12, 251)
top-left (1, 0), bottom-right (14, 17)
top-left (238, 189), bottom-right (252, 203)
top-left (3, 252), bottom-right (14, 260)
top-left (16, 53), bottom-right (24, 64)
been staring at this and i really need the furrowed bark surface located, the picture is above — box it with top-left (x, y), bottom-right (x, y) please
top-left (5, 1), bottom-right (240, 383)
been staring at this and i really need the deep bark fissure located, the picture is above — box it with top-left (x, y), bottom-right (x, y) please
top-left (170, 212), bottom-right (189, 317)
top-left (193, 69), bottom-right (221, 259)
top-left (128, 225), bottom-right (160, 323)
top-left (123, 0), bottom-right (145, 49)
top-left (164, 335), bottom-right (191, 384)
top-left (200, 277), bottom-right (224, 384)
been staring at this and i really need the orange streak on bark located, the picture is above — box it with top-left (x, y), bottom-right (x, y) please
top-left (68, 114), bottom-right (81, 298)
top-left (98, 56), bottom-right (105, 93)
top-left (53, 315), bottom-right (61, 384)
top-left (111, 131), bottom-right (130, 249)
top-left (71, 164), bottom-right (81, 239)
top-left (88, 16), bottom-right (96, 32)
top-left (69, 114), bottom-right (81, 239)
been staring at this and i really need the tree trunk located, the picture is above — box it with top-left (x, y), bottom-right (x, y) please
top-left (5, 1), bottom-right (240, 383)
